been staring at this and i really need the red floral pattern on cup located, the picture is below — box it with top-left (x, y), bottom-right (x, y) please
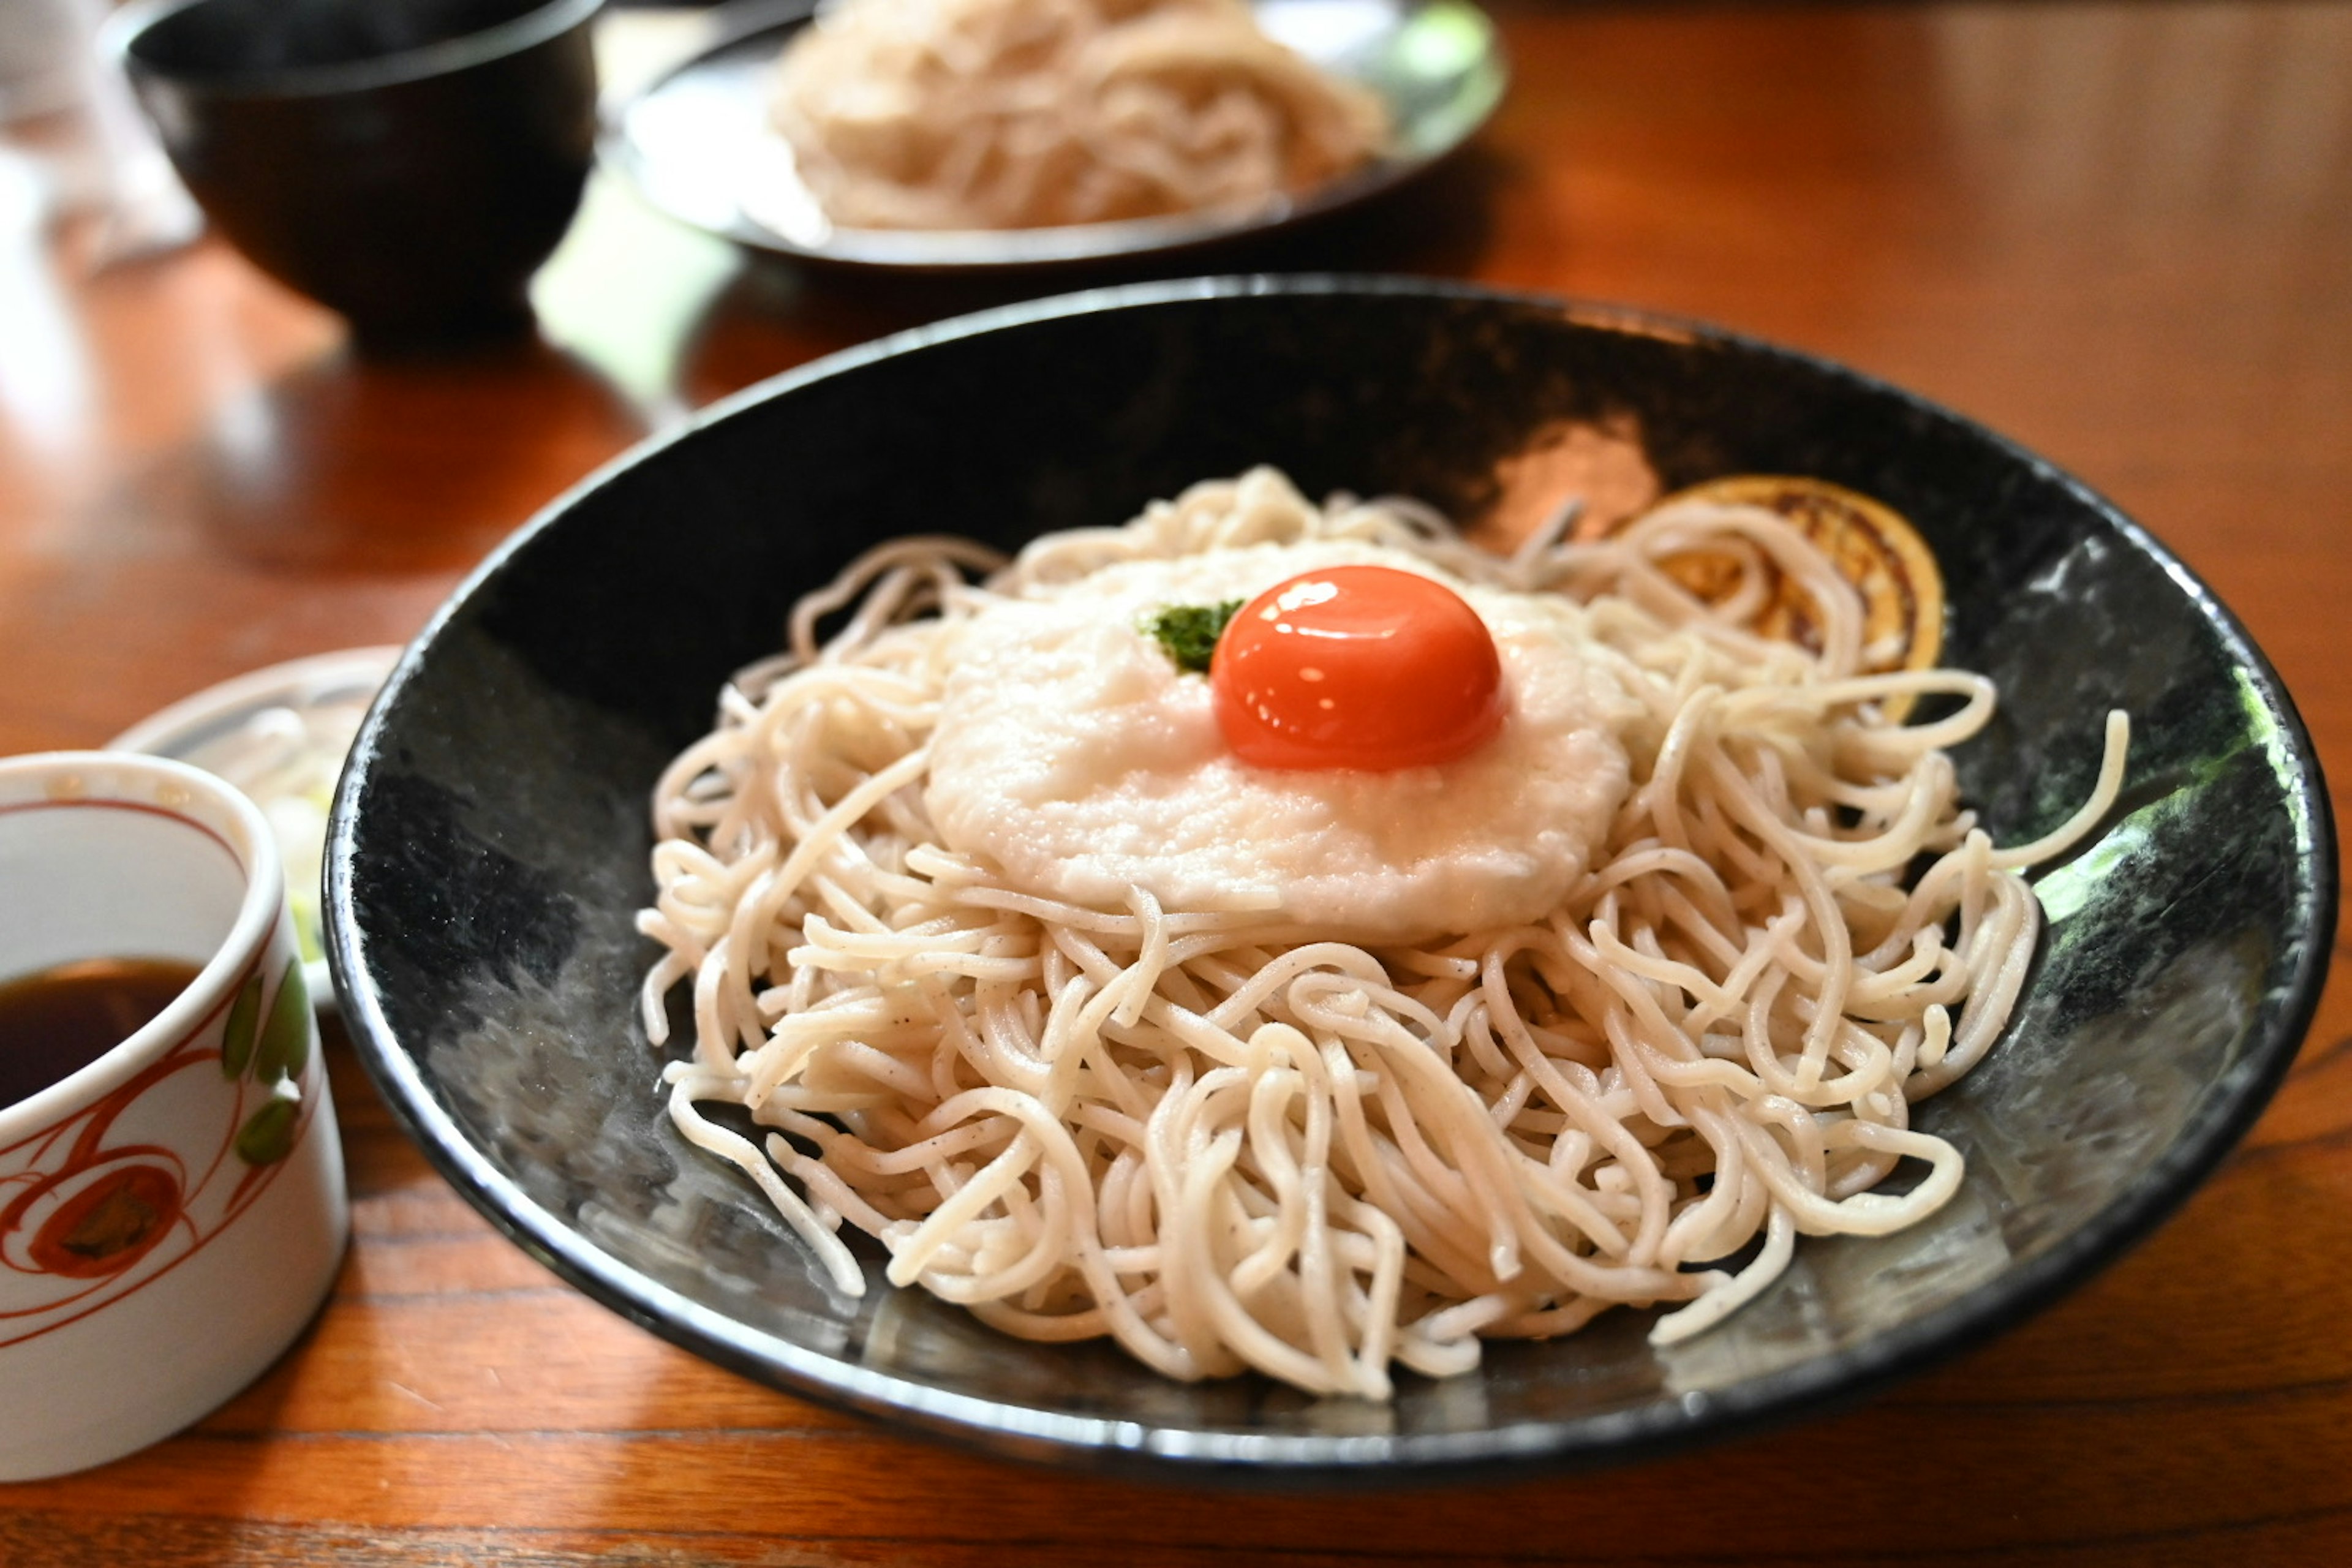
top-left (0, 950), bottom-right (318, 1348)
top-left (24, 1155), bottom-right (184, 1279)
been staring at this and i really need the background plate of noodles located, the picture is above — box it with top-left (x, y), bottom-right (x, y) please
top-left (606, 0), bottom-right (1507, 269)
top-left (326, 278), bottom-right (2333, 1482)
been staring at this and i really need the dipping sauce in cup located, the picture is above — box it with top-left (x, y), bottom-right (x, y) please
top-left (0, 752), bottom-right (348, 1481)
top-left (0, 956), bottom-right (205, 1110)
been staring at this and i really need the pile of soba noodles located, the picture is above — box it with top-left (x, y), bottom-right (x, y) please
top-left (769, 0), bottom-right (1390, 230)
top-left (639, 469), bottom-right (2126, 1400)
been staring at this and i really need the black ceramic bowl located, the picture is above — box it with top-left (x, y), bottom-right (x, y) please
top-left (114, 0), bottom-right (600, 349)
top-left (326, 278), bottom-right (2334, 1484)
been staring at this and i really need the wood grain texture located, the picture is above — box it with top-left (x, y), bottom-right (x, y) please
top-left (4, 2), bottom-right (2352, 1562)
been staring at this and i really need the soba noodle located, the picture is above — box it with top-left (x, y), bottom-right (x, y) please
top-left (638, 469), bottom-right (2127, 1399)
top-left (770, 0), bottom-right (1391, 230)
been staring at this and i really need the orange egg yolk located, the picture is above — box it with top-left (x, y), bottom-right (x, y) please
top-left (1210, 565), bottom-right (1506, 771)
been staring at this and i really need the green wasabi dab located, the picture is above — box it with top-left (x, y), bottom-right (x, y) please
top-left (1142, 599), bottom-right (1243, 674)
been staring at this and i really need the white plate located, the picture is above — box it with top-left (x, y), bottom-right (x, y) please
top-left (110, 646), bottom-right (404, 1016)
top-left (606, 0), bottom-right (1508, 270)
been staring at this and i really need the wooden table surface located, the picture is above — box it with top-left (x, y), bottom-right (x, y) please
top-left (4, 1), bottom-right (2350, 1561)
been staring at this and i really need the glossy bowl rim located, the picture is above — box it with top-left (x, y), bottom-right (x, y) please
top-left (325, 274), bottom-right (2338, 1484)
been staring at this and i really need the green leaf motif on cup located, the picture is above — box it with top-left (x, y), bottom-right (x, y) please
top-left (225, 959), bottom-right (309, 1167)
top-left (235, 1096), bottom-right (300, 1166)
top-left (253, 959), bottom-right (311, 1085)
top-left (221, 971), bottom-right (263, 1077)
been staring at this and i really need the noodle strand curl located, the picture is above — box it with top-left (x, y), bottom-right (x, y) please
top-left (641, 468), bottom-right (2127, 1398)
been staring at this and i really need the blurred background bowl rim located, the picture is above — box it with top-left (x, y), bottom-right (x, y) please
top-left (325, 274), bottom-right (2338, 1483)
top-left (108, 0), bottom-right (606, 102)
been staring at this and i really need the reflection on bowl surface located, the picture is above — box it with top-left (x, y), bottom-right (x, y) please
top-left (327, 278), bottom-right (2333, 1483)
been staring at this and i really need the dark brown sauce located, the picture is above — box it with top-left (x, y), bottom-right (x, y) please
top-left (0, 957), bottom-right (203, 1111)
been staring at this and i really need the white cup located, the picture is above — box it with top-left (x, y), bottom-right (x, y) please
top-left (0, 751), bottom-right (348, 1480)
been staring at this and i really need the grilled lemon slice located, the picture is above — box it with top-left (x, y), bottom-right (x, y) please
top-left (1586, 475), bottom-right (1945, 692)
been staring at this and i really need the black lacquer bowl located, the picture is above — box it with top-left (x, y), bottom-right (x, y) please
top-left (326, 278), bottom-right (2335, 1484)
top-left (115, 0), bottom-right (600, 349)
